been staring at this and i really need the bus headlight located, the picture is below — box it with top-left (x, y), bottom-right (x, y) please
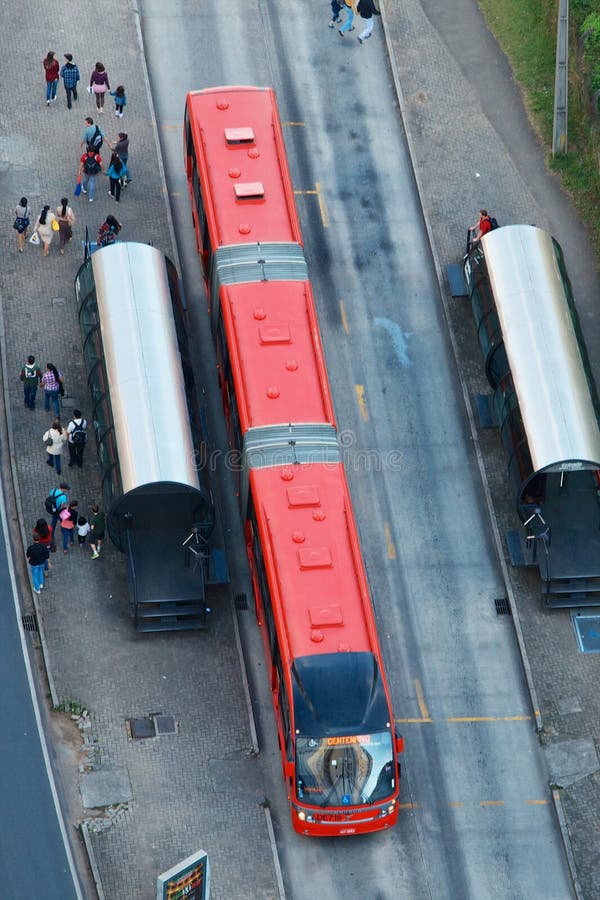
top-left (297, 810), bottom-right (306, 821)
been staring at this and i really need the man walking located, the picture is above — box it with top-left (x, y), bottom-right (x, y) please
top-left (82, 117), bottom-right (104, 151)
top-left (79, 148), bottom-right (104, 202)
top-left (67, 409), bottom-right (87, 468)
top-left (20, 355), bottom-right (42, 410)
top-left (46, 482), bottom-right (70, 546)
top-left (27, 535), bottom-right (50, 595)
top-left (60, 54), bottom-right (80, 109)
top-left (357, 0), bottom-right (377, 42)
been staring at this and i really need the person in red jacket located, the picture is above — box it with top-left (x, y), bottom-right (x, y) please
top-left (470, 209), bottom-right (493, 244)
top-left (43, 51), bottom-right (59, 106)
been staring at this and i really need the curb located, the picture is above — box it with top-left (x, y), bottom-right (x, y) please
top-left (80, 823), bottom-right (106, 900)
top-left (379, 0), bottom-right (578, 891)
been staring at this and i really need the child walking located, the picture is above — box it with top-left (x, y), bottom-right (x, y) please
top-left (77, 515), bottom-right (91, 547)
top-left (110, 86), bottom-right (126, 118)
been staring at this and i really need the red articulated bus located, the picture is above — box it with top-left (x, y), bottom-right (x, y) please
top-left (184, 85), bottom-right (403, 836)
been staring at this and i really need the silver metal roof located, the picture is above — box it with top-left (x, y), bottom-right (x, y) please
top-left (482, 225), bottom-right (600, 473)
top-left (91, 243), bottom-right (200, 494)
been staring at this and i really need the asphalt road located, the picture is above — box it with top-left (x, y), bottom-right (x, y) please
top-left (0, 499), bottom-right (81, 898)
top-left (141, 1), bottom-right (575, 897)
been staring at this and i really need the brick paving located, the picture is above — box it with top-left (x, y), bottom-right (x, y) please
top-left (382, 1), bottom-right (600, 897)
top-left (0, 2), bottom-right (277, 898)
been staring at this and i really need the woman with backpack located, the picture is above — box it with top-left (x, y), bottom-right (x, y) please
top-left (78, 149), bottom-right (104, 203)
top-left (89, 62), bottom-right (110, 113)
top-left (42, 419), bottom-right (67, 475)
top-left (106, 153), bottom-right (127, 203)
top-left (66, 410), bottom-right (87, 468)
top-left (32, 205), bottom-right (57, 257)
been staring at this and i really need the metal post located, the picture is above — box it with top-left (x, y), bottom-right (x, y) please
top-left (552, 0), bottom-right (569, 156)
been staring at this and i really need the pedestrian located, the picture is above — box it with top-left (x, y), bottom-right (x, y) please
top-left (13, 197), bottom-right (31, 253)
top-left (43, 419), bottom-right (67, 474)
top-left (106, 153), bottom-right (127, 203)
top-left (90, 504), bottom-right (106, 558)
top-left (32, 205), bottom-right (58, 257)
top-left (82, 117), bottom-right (104, 152)
top-left (109, 132), bottom-right (132, 184)
top-left (33, 518), bottom-right (53, 571)
top-left (46, 483), bottom-right (70, 544)
top-left (97, 215), bottom-right (122, 247)
top-left (41, 363), bottom-right (64, 416)
top-left (469, 209), bottom-right (494, 246)
top-left (329, 0), bottom-right (344, 26)
top-left (60, 53), bottom-right (80, 109)
top-left (357, 0), bottom-right (377, 42)
top-left (59, 500), bottom-right (78, 553)
top-left (339, 0), bottom-right (357, 35)
top-left (78, 149), bottom-right (104, 203)
top-left (43, 51), bottom-right (59, 105)
top-left (109, 85), bottom-right (126, 118)
top-left (55, 198), bottom-right (75, 255)
top-left (20, 355), bottom-right (42, 410)
top-left (77, 516), bottom-right (91, 547)
top-left (26, 536), bottom-right (50, 594)
top-left (66, 409), bottom-right (87, 468)
top-left (89, 62), bottom-right (110, 113)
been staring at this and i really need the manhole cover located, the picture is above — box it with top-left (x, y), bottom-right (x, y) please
top-left (128, 717), bottom-right (155, 739)
top-left (21, 613), bottom-right (38, 632)
top-left (235, 592), bottom-right (248, 611)
top-left (571, 611), bottom-right (600, 653)
top-left (494, 597), bottom-right (511, 616)
top-left (154, 715), bottom-right (177, 736)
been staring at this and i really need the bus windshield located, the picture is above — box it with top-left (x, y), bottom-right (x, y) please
top-left (295, 731), bottom-right (395, 808)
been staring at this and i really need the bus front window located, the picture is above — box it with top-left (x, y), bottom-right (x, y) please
top-left (295, 732), bottom-right (395, 808)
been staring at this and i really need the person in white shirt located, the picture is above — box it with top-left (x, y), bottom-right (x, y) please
top-left (77, 516), bottom-right (91, 547)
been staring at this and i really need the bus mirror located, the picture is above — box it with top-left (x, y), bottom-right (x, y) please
top-left (284, 761), bottom-right (294, 781)
top-left (395, 733), bottom-right (405, 755)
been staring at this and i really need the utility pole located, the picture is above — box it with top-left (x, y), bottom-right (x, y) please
top-left (552, 0), bottom-right (569, 156)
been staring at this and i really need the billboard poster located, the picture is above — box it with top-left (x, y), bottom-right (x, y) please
top-left (156, 849), bottom-right (210, 900)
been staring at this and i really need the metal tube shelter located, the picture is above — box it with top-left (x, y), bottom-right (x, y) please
top-left (75, 243), bottom-right (217, 629)
top-left (464, 225), bottom-right (600, 604)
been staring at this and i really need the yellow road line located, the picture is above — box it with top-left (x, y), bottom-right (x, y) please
top-left (161, 123), bottom-right (182, 130)
top-left (355, 385), bottom-right (369, 422)
top-left (446, 715), bottom-right (532, 723)
top-left (339, 300), bottom-right (349, 334)
top-left (315, 182), bottom-right (329, 228)
top-left (398, 802), bottom-right (419, 810)
top-left (447, 802), bottom-right (464, 808)
top-left (395, 717), bottom-right (433, 724)
top-left (414, 679), bottom-right (430, 721)
top-left (383, 522), bottom-right (396, 560)
top-left (480, 800), bottom-right (505, 807)
top-left (525, 799), bottom-right (549, 805)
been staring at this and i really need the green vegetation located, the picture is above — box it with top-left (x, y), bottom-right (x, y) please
top-left (477, 0), bottom-right (600, 255)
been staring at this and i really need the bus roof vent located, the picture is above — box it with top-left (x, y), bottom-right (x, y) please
top-left (235, 182), bottom-right (265, 200)
top-left (298, 547), bottom-right (333, 569)
top-left (309, 605), bottom-right (343, 627)
top-left (225, 127), bottom-right (255, 144)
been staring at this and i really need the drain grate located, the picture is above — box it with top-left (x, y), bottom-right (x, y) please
top-left (154, 715), bottom-right (177, 736)
top-left (128, 714), bottom-right (178, 740)
top-left (22, 613), bottom-right (38, 632)
top-left (495, 597), bottom-right (511, 616)
top-left (235, 592), bottom-right (249, 611)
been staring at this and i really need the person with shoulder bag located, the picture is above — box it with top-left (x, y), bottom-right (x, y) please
top-left (357, 0), bottom-right (378, 42)
top-left (56, 198), bottom-right (75, 255)
top-left (43, 419), bottom-right (67, 475)
top-left (13, 197), bottom-right (31, 253)
top-left (41, 363), bottom-right (64, 416)
top-left (338, 0), bottom-right (357, 35)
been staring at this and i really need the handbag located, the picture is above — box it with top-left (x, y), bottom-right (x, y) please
top-left (51, 218), bottom-right (60, 232)
top-left (29, 232), bottom-right (40, 245)
top-left (13, 216), bottom-right (29, 232)
top-left (45, 434), bottom-right (54, 448)
top-left (74, 176), bottom-right (82, 197)
top-left (59, 509), bottom-right (74, 528)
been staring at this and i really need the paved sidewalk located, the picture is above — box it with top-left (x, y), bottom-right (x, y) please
top-left (0, 2), bottom-right (277, 899)
top-left (382, 1), bottom-right (600, 897)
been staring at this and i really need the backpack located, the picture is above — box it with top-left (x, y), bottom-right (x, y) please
top-left (87, 125), bottom-right (103, 153)
top-left (83, 154), bottom-right (101, 175)
top-left (71, 420), bottom-right (87, 445)
top-left (45, 489), bottom-right (66, 515)
top-left (488, 216), bottom-right (499, 230)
